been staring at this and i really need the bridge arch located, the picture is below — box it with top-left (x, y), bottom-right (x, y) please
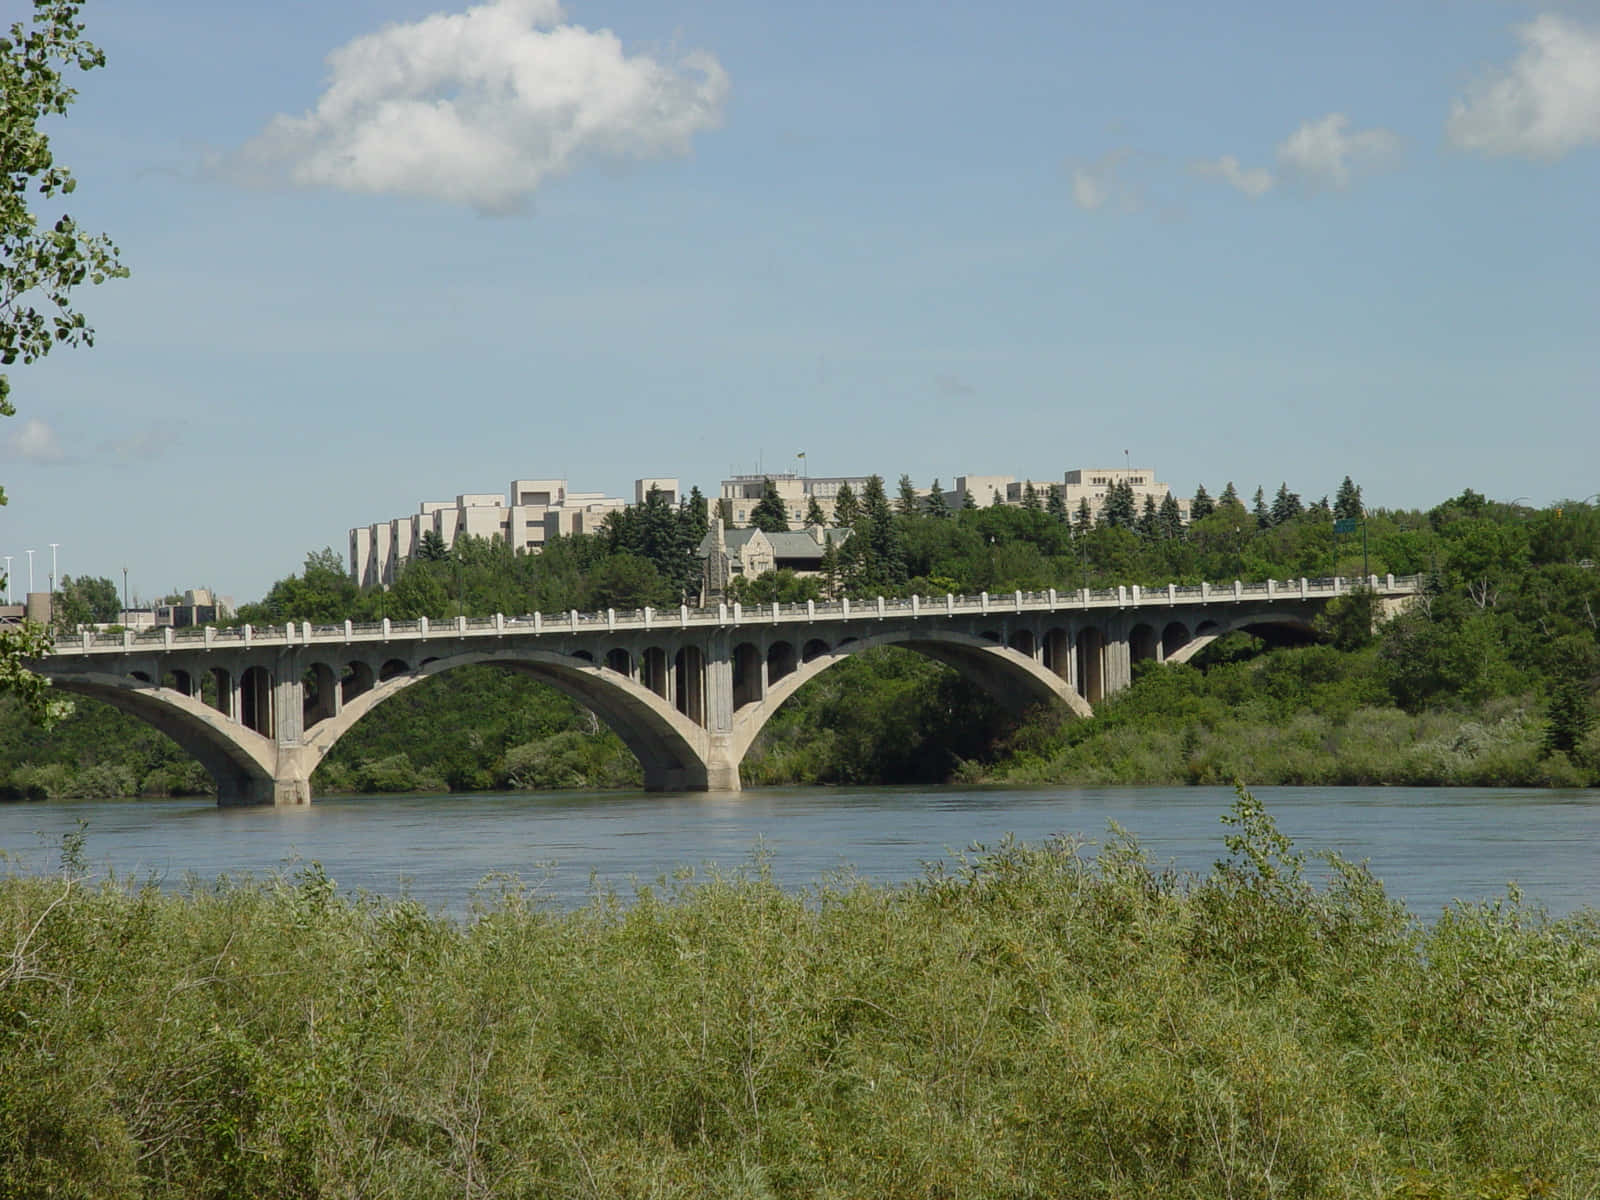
top-left (729, 629), bottom-right (1092, 767)
top-left (302, 648), bottom-right (711, 792)
top-left (42, 672), bottom-right (278, 805)
top-left (1163, 611), bottom-right (1320, 664)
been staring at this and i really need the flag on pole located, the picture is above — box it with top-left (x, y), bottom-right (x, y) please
top-left (797, 451), bottom-right (806, 459)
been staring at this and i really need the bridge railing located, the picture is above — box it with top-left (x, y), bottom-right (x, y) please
top-left (50, 574), bottom-right (1422, 657)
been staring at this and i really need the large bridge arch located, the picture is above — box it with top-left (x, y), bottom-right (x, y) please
top-left (43, 672), bottom-right (279, 806)
top-left (728, 629), bottom-right (1093, 767)
top-left (1162, 611), bottom-right (1321, 664)
top-left (302, 648), bottom-right (712, 792)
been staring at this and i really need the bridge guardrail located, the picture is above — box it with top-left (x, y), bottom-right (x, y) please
top-left (50, 574), bottom-right (1421, 657)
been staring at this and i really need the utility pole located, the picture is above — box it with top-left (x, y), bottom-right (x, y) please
top-left (2, 555), bottom-right (10, 604)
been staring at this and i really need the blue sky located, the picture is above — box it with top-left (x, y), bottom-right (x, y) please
top-left (3, 0), bottom-right (1597, 603)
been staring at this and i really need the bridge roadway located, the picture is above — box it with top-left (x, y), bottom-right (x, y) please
top-left (34, 574), bottom-right (1419, 805)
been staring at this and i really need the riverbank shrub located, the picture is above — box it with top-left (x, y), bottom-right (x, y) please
top-left (2, 795), bottom-right (1596, 1196)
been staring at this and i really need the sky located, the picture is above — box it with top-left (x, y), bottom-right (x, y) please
top-left (2, 0), bottom-right (1598, 604)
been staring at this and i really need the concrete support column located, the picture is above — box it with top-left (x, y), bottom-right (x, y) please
top-left (701, 635), bottom-right (741, 792)
top-left (1104, 632), bottom-right (1133, 695)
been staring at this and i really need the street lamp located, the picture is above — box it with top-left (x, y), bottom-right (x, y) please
top-left (2, 555), bottom-right (10, 605)
top-left (25, 548), bottom-right (34, 595)
top-left (48, 543), bottom-right (58, 623)
top-left (122, 566), bottom-right (130, 620)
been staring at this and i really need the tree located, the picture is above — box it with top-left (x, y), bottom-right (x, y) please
top-left (961, 489), bottom-right (978, 511)
top-left (1, 1), bottom-right (128, 725)
top-left (1136, 494), bottom-right (1159, 538)
top-left (1157, 492), bottom-right (1185, 540)
top-left (1334, 475), bottom-right (1363, 521)
top-left (1191, 484), bottom-right (1215, 521)
top-left (1271, 482), bottom-right (1304, 525)
top-left (417, 529), bottom-right (449, 561)
top-left (749, 477), bottom-right (790, 533)
top-left (1252, 486), bottom-right (1271, 529)
top-left (804, 494), bottom-right (827, 527)
top-left (1021, 480), bottom-right (1042, 512)
top-left (1073, 497), bottom-right (1093, 536)
top-left (896, 473), bottom-right (920, 517)
top-left (1099, 480), bottom-right (1136, 530)
top-left (925, 479), bottom-right (950, 520)
top-left (714, 497), bottom-right (735, 528)
top-left (52, 572), bottom-right (118, 629)
top-left (1045, 484), bottom-right (1068, 524)
top-left (832, 481), bottom-right (860, 528)
top-left (1219, 481), bottom-right (1239, 508)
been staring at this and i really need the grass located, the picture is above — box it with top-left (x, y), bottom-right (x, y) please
top-left (2, 790), bottom-right (1597, 1197)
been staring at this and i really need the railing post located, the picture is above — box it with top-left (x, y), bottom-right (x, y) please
top-left (733, 601), bottom-right (742, 624)
top-left (1014, 589), bottom-right (1023, 612)
top-left (1048, 588), bottom-right (1057, 607)
top-left (124, 628), bottom-right (134, 648)
top-left (946, 593), bottom-right (954, 615)
top-left (1080, 587), bottom-right (1090, 604)
top-left (640, 608), bottom-right (649, 630)
top-left (81, 630), bottom-right (92, 651)
top-left (1117, 586), bottom-right (1127, 606)
top-left (1201, 581), bottom-right (1210, 600)
top-left (718, 602), bottom-right (727, 623)
top-left (1299, 577), bottom-right (1308, 599)
top-left (1267, 579), bottom-right (1277, 598)
top-left (1130, 585), bottom-right (1140, 605)
top-left (1168, 583), bottom-right (1176, 602)
top-left (607, 608), bottom-right (616, 631)
top-left (1386, 573), bottom-right (1395, 589)
top-left (1233, 581), bottom-right (1242, 600)
top-left (420, 616), bottom-right (430, 638)
top-left (303, 621), bottom-right (313, 642)
top-left (205, 626), bottom-right (216, 647)
top-left (380, 618), bottom-right (389, 639)
top-left (842, 597), bottom-right (851, 618)
top-left (495, 613), bottom-right (504, 633)
top-left (570, 610), bottom-right (580, 632)
top-left (806, 599), bottom-right (815, 620)
top-left (680, 604), bottom-right (689, 628)
top-left (344, 619), bottom-right (353, 640)
top-left (911, 594), bottom-right (921, 617)
top-left (771, 601), bottom-right (780, 622)
top-left (981, 591), bottom-right (990, 613)
top-left (876, 595), bottom-right (886, 618)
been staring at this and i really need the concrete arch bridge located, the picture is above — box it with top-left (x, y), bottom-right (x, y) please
top-left (34, 575), bottom-right (1418, 805)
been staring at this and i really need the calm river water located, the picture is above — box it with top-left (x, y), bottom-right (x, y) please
top-left (3, 785), bottom-right (1598, 918)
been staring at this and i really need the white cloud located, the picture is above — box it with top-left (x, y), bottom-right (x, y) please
top-left (10, 418), bottom-right (64, 463)
top-left (1070, 149), bottom-right (1135, 212)
top-left (1193, 154), bottom-right (1275, 197)
top-left (1448, 14), bottom-right (1600, 159)
top-left (1276, 113), bottom-right (1400, 187)
top-left (229, 0), bottom-right (729, 212)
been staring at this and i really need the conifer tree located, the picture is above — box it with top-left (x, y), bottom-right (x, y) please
top-left (832, 481), bottom-right (860, 528)
top-left (1334, 475), bottom-right (1364, 520)
top-left (1219, 481), bottom-right (1240, 508)
top-left (1271, 482), bottom-right (1304, 525)
top-left (1191, 484), bottom-right (1215, 520)
top-left (962, 489), bottom-right (979, 511)
top-left (804, 495), bottom-right (827, 527)
top-left (750, 477), bottom-right (791, 533)
top-left (1046, 484), bottom-right (1069, 523)
top-left (1022, 481), bottom-right (1042, 511)
top-left (1136, 494), bottom-right (1159, 538)
top-left (1158, 492), bottom-right (1185, 539)
top-left (896, 473), bottom-right (921, 517)
top-left (1252, 486), bottom-right (1271, 529)
top-left (714, 497), bottom-right (735, 528)
top-left (1074, 498), bottom-right (1094, 535)
top-left (925, 479), bottom-right (951, 519)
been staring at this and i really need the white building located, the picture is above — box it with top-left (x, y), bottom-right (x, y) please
top-left (350, 477), bottom-right (677, 586)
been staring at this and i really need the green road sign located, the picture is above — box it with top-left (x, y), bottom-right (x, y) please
top-left (1333, 518), bottom-right (1359, 534)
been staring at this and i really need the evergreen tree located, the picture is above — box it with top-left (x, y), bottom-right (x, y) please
top-left (925, 479), bottom-right (951, 520)
top-left (962, 489), bottom-right (978, 511)
top-left (1271, 482), bottom-right (1304, 525)
top-left (1046, 484), bottom-right (1069, 524)
top-left (1219, 481), bottom-right (1240, 507)
top-left (1100, 480), bottom-right (1137, 530)
top-left (857, 475), bottom-right (907, 588)
top-left (1334, 475), bottom-right (1364, 521)
top-left (832, 481), bottom-right (860, 528)
top-left (714, 497), bottom-right (735, 528)
top-left (1252, 486), bottom-right (1271, 529)
top-left (1073, 498), bottom-right (1094, 535)
top-left (1191, 484), bottom-right (1215, 520)
top-left (1136, 494), bottom-right (1159, 538)
top-left (990, 488), bottom-right (1004, 507)
top-left (1158, 492), bottom-right (1185, 539)
top-left (1022, 481), bottom-right (1042, 511)
top-left (750, 477), bottom-right (790, 533)
top-left (417, 529), bottom-right (449, 561)
top-left (896, 473), bottom-right (920, 517)
top-left (804, 495), bottom-right (827, 527)
top-left (685, 486), bottom-right (709, 538)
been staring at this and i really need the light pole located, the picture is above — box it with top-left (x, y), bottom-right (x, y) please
top-left (25, 548), bottom-right (34, 595)
top-left (122, 566), bottom-right (130, 620)
top-left (2, 555), bottom-right (10, 605)
top-left (48, 543), bottom-right (58, 623)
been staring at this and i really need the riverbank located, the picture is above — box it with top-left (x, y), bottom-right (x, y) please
top-left (2, 792), bottom-right (1593, 1197)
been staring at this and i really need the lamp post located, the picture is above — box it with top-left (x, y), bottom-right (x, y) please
top-left (122, 566), bottom-right (130, 621)
top-left (2, 555), bottom-right (10, 605)
top-left (48, 543), bottom-right (58, 623)
top-left (25, 549), bottom-right (34, 595)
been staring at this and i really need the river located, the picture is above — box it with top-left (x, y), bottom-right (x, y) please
top-left (2, 785), bottom-right (1597, 918)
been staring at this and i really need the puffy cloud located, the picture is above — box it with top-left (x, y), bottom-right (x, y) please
top-left (10, 418), bottom-right (64, 463)
top-left (230, 0), bottom-right (729, 212)
top-left (1276, 113), bottom-right (1400, 187)
top-left (1192, 154), bottom-right (1275, 197)
top-left (1070, 149), bottom-right (1135, 212)
top-left (1448, 14), bottom-right (1600, 159)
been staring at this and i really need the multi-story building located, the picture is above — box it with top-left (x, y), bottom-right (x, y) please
top-left (350, 477), bottom-right (676, 587)
top-left (719, 473), bottom-right (876, 528)
top-left (1060, 467), bottom-right (1190, 523)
